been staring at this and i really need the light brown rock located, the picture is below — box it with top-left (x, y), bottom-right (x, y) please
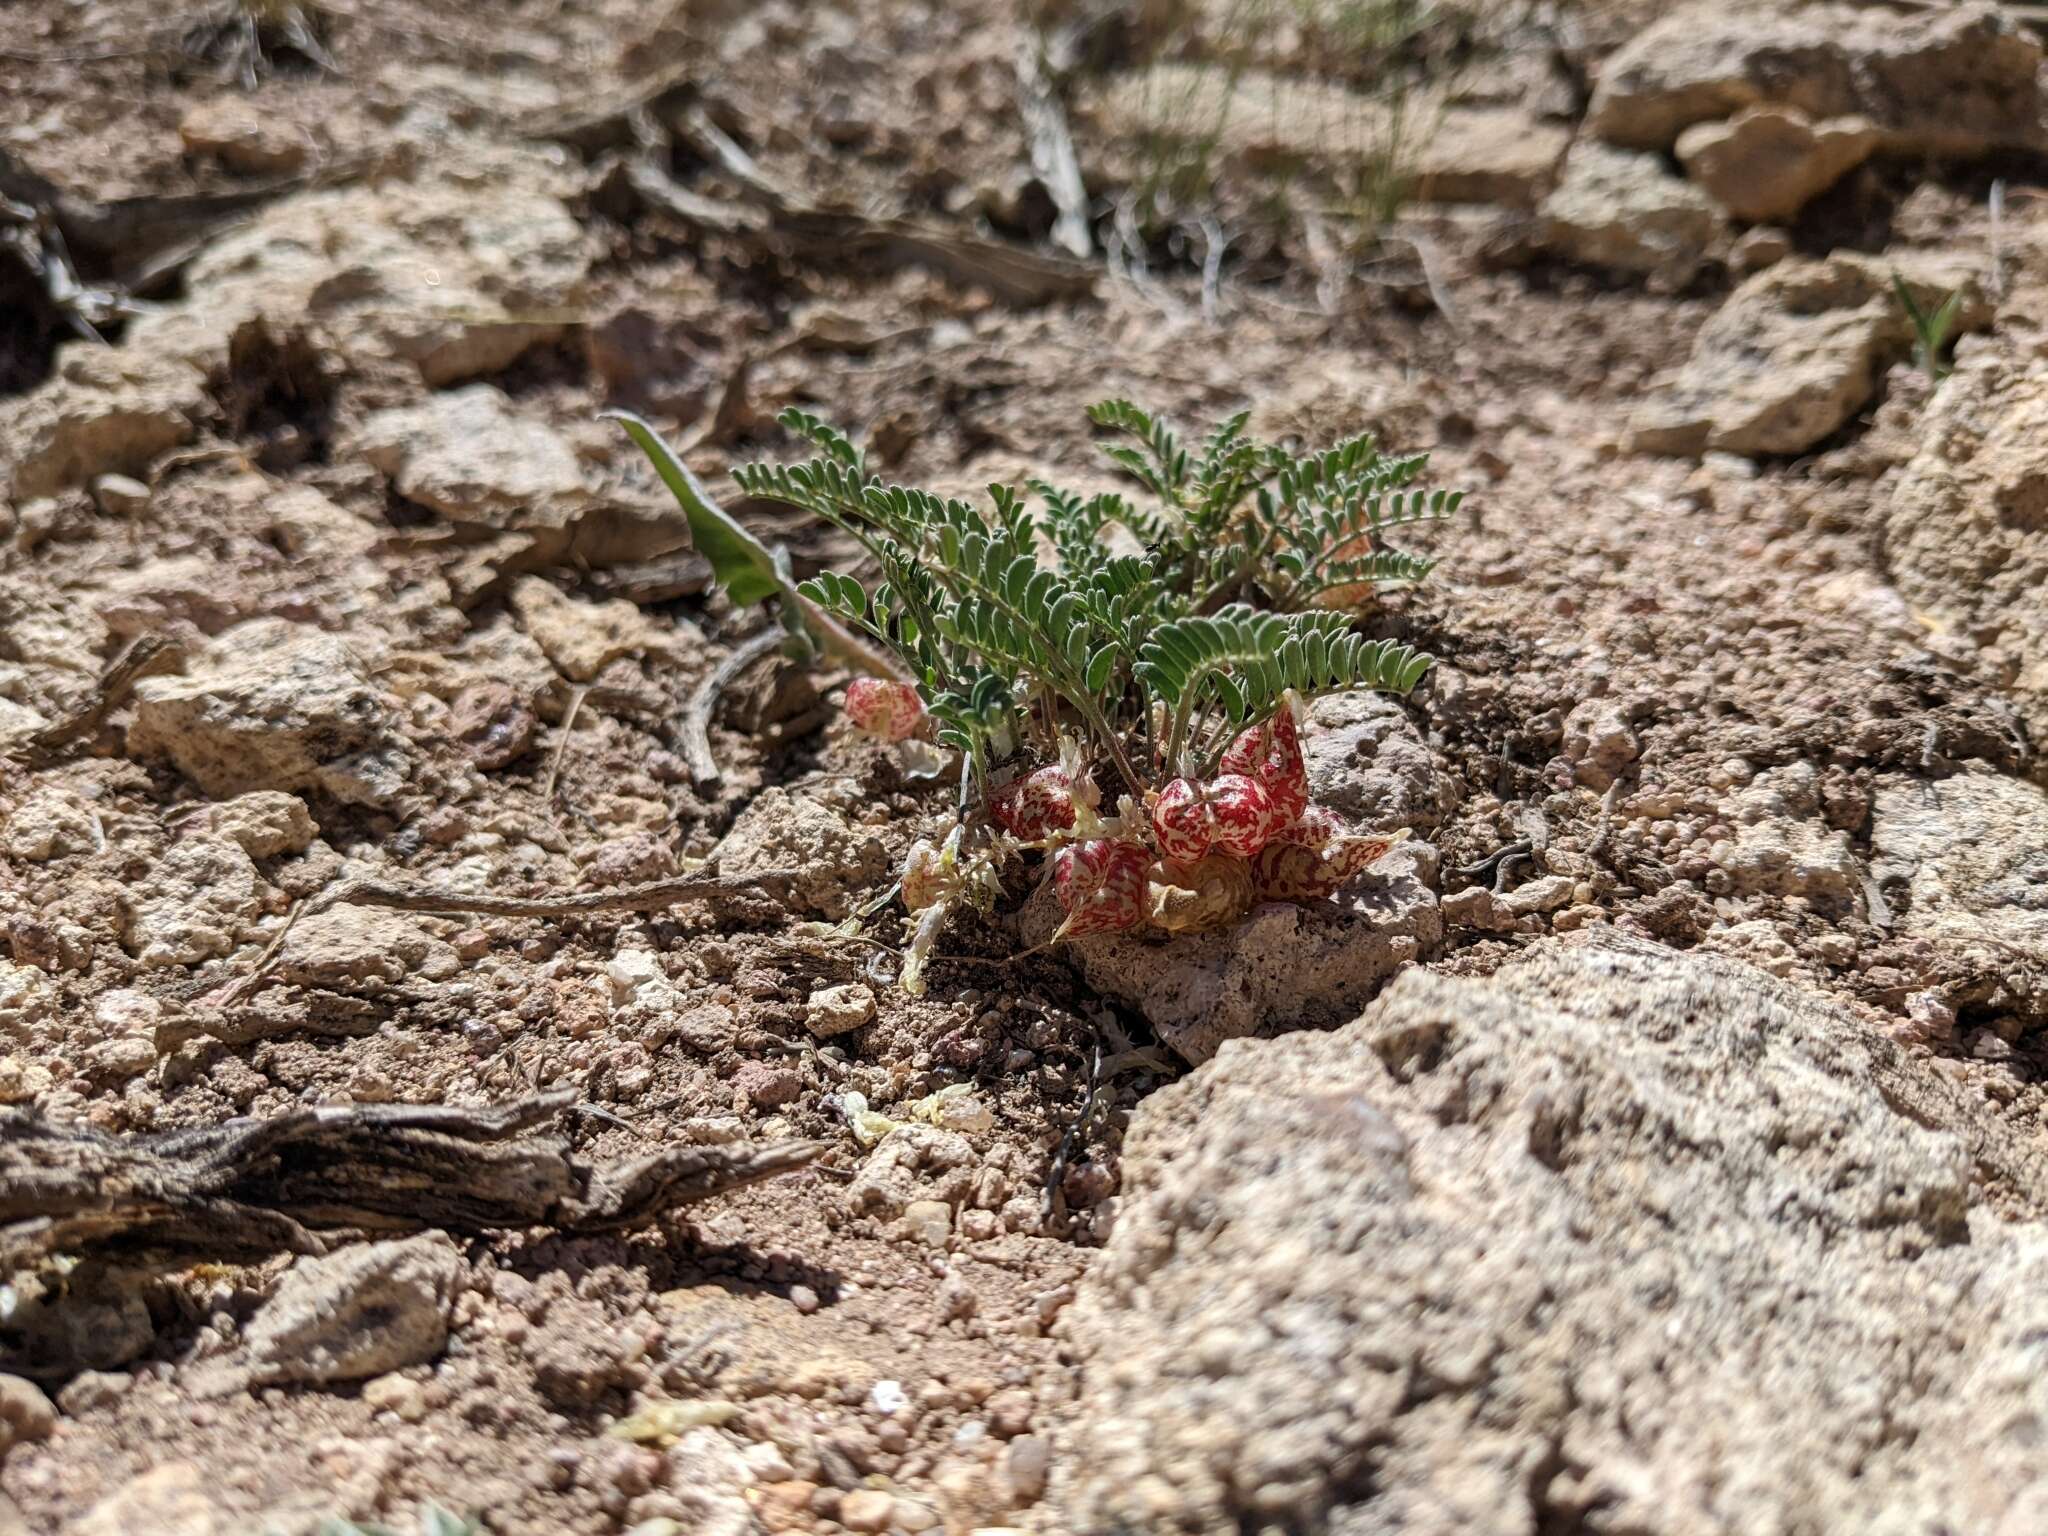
top-left (1589, 0), bottom-right (2045, 157)
top-left (214, 1233), bottom-right (462, 1390)
top-left (1408, 107), bottom-right (1571, 211)
top-left (128, 620), bottom-right (412, 807)
top-left (839, 1489), bottom-right (895, 1533)
top-left (178, 97), bottom-right (309, 175)
top-left (0, 1375), bottom-right (54, 1460)
top-left (510, 575), bottom-right (695, 683)
top-left (1627, 253), bottom-right (1989, 456)
top-left (1883, 344), bottom-right (2048, 744)
top-left (70, 1463), bottom-right (224, 1536)
top-left (361, 388), bottom-right (588, 530)
top-left (1870, 773), bottom-right (2048, 1022)
top-left (0, 353), bottom-right (195, 502)
top-left (1536, 142), bottom-right (1721, 284)
top-left (1676, 107), bottom-right (1881, 222)
top-left (125, 836), bottom-right (266, 967)
top-left (1038, 837), bottom-right (1441, 1063)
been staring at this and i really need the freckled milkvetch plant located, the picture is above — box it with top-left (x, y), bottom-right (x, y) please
top-left (615, 399), bottom-right (1461, 986)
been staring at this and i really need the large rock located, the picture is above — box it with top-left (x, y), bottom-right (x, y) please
top-left (1302, 692), bottom-right (1455, 831)
top-left (1675, 107), bottom-right (1882, 223)
top-left (1588, 1), bottom-right (2045, 158)
top-left (1627, 253), bottom-right (1988, 456)
top-left (128, 620), bottom-right (412, 807)
top-left (717, 786), bottom-right (892, 920)
top-left (1407, 107), bottom-right (1572, 212)
top-left (69, 1463), bottom-right (224, 1536)
top-left (509, 575), bottom-right (697, 682)
top-left (1870, 772), bottom-right (2048, 1022)
top-left (1054, 931), bottom-right (2048, 1534)
top-left (1535, 143), bottom-right (1721, 285)
top-left (124, 157), bottom-right (592, 386)
top-left (360, 386), bottom-right (586, 527)
top-left (125, 836), bottom-right (267, 967)
top-left (356, 387), bottom-right (679, 573)
top-left (1883, 346), bottom-right (2048, 742)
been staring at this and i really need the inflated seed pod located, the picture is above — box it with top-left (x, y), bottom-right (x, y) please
top-left (1146, 853), bottom-right (1257, 934)
top-left (1219, 701), bottom-right (1308, 826)
top-left (1052, 838), bottom-right (1150, 936)
top-left (990, 765), bottom-right (1077, 839)
top-left (1152, 773), bottom-right (1280, 862)
top-left (843, 678), bottom-right (925, 742)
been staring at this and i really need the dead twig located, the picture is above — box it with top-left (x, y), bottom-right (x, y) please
top-left (218, 867), bottom-right (802, 1006)
top-left (0, 1090), bottom-right (822, 1268)
top-left (541, 683), bottom-right (592, 804)
top-left (16, 633), bottom-right (183, 761)
top-left (1043, 1038), bottom-right (1107, 1220)
top-left (682, 626), bottom-right (785, 791)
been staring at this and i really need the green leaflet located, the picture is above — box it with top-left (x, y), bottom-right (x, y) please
top-left (608, 410), bottom-right (785, 609)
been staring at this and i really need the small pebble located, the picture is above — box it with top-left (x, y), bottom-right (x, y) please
top-left (1001, 1435), bottom-right (1051, 1502)
top-left (985, 1388), bottom-right (1033, 1437)
top-left (90, 474), bottom-right (151, 516)
top-left (0, 1374), bottom-right (56, 1453)
top-left (901, 1200), bottom-right (953, 1247)
top-left (805, 982), bottom-right (877, 1038)
top-left (789, 1284), bottom-right (821, 1315)
top-left (840, 1488), bottom-right (895, 1533)
top-left (755, 1480), bottom-right (816, 1533)
top-left (733, 1061), bottom-right (802, 1107)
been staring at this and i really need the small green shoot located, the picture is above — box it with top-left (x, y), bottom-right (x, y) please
top-left (1892, 272), bottom-right (1962, 387)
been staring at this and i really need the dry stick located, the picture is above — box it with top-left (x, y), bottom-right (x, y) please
top-left (20, 633), bottom-right (182, 758)
top-left (218, 868), bottom-right (802, 1005)
top-left (682, 626), bottom-right (785, 791)
top-left (541, 683), bottom-right (591, 804)
top-left (1043, 1037), bottom-right (1106, 1219)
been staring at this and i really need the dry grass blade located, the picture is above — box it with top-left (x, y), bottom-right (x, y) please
top-left (682, 626), bottom-right (786, 790)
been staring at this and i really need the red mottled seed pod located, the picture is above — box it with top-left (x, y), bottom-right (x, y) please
top-left (1251, 830), bottom-right (1406, 901)
top-left (1251, 840), bottom-right (1332, 902)
top-left (1052, 839), bottom-right (1150, 935)
top-left (1220, 706), bottom-right (1308, 825)
top-left (843, 678), bottom-right (924, 742)
top-left (1205, 773), bottom-right (1280, 858)
top-left (1267, 802), bottom-right (1347, 851)
top-left (989, 765), bottom-right (1077, 840)
top-left (1151, 777), bottom-right (1215, 862)
top-left (1152, 774), bottom-right (1280, 862)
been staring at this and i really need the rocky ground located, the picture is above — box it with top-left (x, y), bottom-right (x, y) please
top-left (4, 0), bottom-right (2048, 1532)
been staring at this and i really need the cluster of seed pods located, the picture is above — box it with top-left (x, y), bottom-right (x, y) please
top-left (1051, 706), bottom-right (1402, 937)
top-left (845, 680), bottom-right (1403, 945)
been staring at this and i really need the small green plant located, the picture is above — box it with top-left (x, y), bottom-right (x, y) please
top-left (1893, 272), bottom-right (1962, 387)
top-left (617, 401), bottom-right (1461, 978)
